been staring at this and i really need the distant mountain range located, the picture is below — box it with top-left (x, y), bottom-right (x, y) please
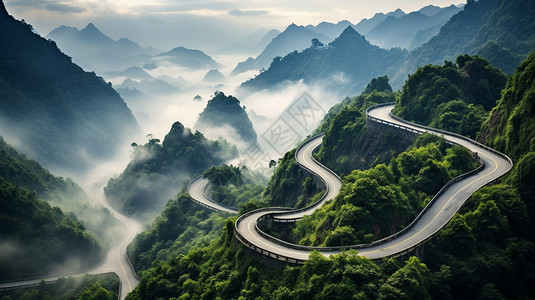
top-left (241, 26), bottom-right (407, 95)
top-left (241, 0), bottom-right (535, 94)
top-left (47, 23), bottom-right (219, 74)
top-left (156, 47), bottom-right (219, 69)
top-left (47, 23), bottom-right (158, 73)
top-left (365, 5), bottom-right (462, 49)
top-left (232, 24), bottom-right (329, 75)
top-left (354, 9), bottom-right (406, 35)
top-left (0, 5), bottom-right (141, 176)
top-left (232, 5), bottom-right (463, 76)
top-left (217, 28), bottom-right (281, 55)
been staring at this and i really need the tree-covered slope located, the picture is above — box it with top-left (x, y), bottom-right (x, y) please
top-left (479, 51), bottom-right (535, 236)
top-left (479, 51), bottom-right (535, 160)
top-left (393, 55), bottom-right (507, 138)
top-left (241, 26), bottom-right (407, 95)
top-left (0, 3), bottom-right (141, 175)
top-left (0, 137), bottom-right (120, 244)
top-left (194, 92), bottom-right (258, 148)
top-left (294, 135), bottom-right (477, 246)
top-left (126, 192), bottom-right (230, 273)
top-left (314, 78), bottom-right (412, 175)
top-left (0, 177), bottom-right (102, 281)
top-left (128, 166), bottom-right (264, 273)
top-left (399, 0), bottom-right (535, 81)
top-left (105, 122), bottom-right (237, 220)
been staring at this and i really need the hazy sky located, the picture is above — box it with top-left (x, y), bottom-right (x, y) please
top-left (4, 0), bottom-right (463, 52)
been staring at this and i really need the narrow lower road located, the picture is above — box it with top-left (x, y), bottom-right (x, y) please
top-left (0, 187), bottom-right (143, 300)
top-left (190, 103), bottom-right (512, 263)
top-left (188, 176), bottom-right (239, 214)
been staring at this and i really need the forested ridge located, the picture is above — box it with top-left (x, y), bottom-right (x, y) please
top-left (0, 3), bottom-right (140, 174)
top-left (126, 53), bottom-right (535, 299)
top-left (0, 177), bottom-right (103, 281)
top-left (105, 121), bottom-right (237, 220)
top-left (195, 92), bottom-right (258, 147)
top-left (241, 26), bottom-right (407, 94)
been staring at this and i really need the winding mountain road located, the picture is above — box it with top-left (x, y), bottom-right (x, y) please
top-left (189, 103), bottom-right (512, 263)
top-left (0, 187), bottom-right (143, 300)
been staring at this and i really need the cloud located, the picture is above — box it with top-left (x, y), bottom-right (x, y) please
top-left (45, 3), bottom-right (86, 13)
top-left (228, 9), bottom-right (268, 17)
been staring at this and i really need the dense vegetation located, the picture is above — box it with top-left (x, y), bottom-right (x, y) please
top-left (203, 164), bottom-right (265, 208)
top-left (0, 137), bottom-right (120, 244)
top-left (0, 274), bottom-right (119, 300)
top-left (257, 149), bottom-right (322, 210)
top-left (127, 221), bottom-right (441, 300)
top-left (126, 53), bottom-right (535, 299)
top-left (293, 135), bottom-right (478, 246)
top-left (105, 122), bottom-right (237, 220)
top-left (0, 4), bottom-right (140, 175)
top-left (128, 164), bottom-right (265, 272)
top-left (194, 92), bottom-right (258, 148)
top-left (479, 50), bottom-right (535, 235)
top-left (241, 26), bottom-right (407, 95)
top-left (127, 192), bottom-right (230, 272)
top-left (393, 55), bottom-right (507, 138)
top-left (0, 178), bottom-right (102, 280)
top-left (315, 78), bottom-right (413, 175)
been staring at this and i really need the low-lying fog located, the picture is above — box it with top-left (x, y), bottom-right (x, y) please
top-left (95, 53), bottom-right (341, 185)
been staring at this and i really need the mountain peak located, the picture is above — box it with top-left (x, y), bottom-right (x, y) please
top-left (79, 23), bottom-right (114, 44)
top-left (387, 8), bottom-right (406, 18)
top-left (339, 25), bottom-right (358, 37)
top-left (329, 26), bottom-right (366, 48)
top-left (83, 23), bottom-right (97, 31)
top-left (286, 23), bottom-right (301, 30)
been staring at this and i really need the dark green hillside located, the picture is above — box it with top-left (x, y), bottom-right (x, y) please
top-left (241, 26), bottom-right (407, 95)
top-left (401, 0), bottom-right (535, 81)
top-left (479, 51), bottom-right (535, 235)
top-left (0, 137), bottom-right (120, 244)
top-left (393, 55), bottom-right (507, 138)
top-left (195, 92), bottom-right (258, 147)
top-left (126, 192), bottom-right (230, 273)
top-left (294, 135), bottom-right (477, 246)
top-left (0, 3), bottom-right (140, 174)
top-left (479, 51), bottom-right (535, 160)
top-left (0, 273), bottom-right (119, 300)
top-left (259, 149), bottom-right (322, 210)
top-left (315, 81), bottom-right (410, 175)
top-left (0, 178), bottom-right (102, 281)
top-left (105, 122), bottom-right (237, 219)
